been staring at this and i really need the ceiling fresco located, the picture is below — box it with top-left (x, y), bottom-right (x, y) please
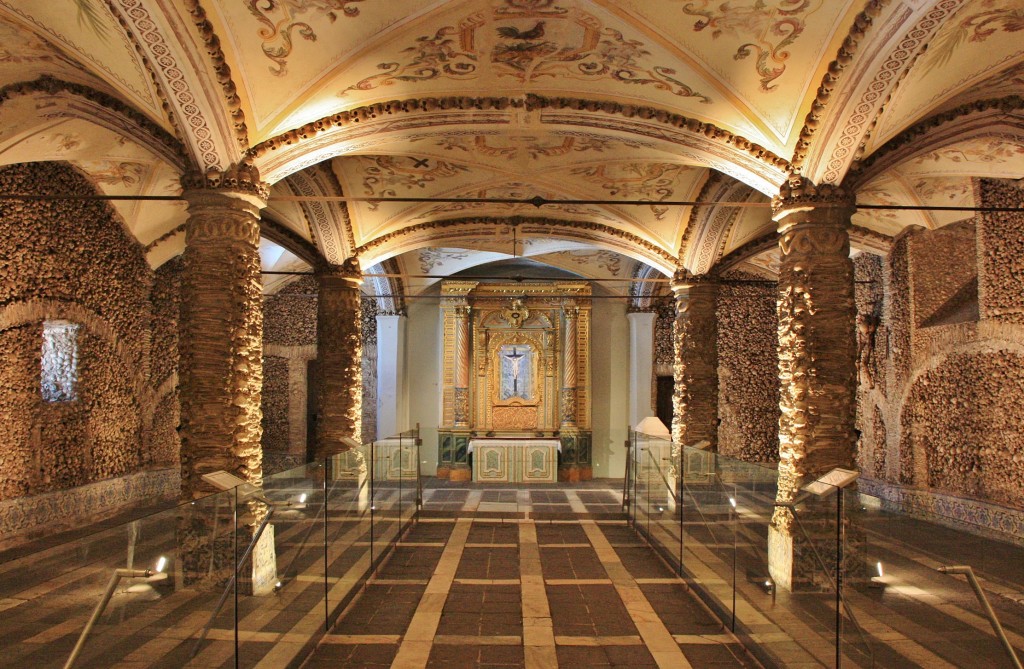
top-left (868, 0), bottom-right (1024, 153)
top-left (205, 0), bottom-right (862, 153)
top-left (0, 2), bottom-right (166, 129)
top-left (854, 134), bottom-right (1024, 234)
top-left (0, 0), bottom-right (1020, 287)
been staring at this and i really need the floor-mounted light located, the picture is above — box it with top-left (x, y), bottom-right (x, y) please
top-left (64, 556), bottom-right (169, 669)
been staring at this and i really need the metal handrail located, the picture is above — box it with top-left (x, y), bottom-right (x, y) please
top-left (938, 565), bottom-right (1023, 669)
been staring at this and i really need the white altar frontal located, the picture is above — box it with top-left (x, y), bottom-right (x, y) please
top-left (469, 439), bottom-right (560, 483)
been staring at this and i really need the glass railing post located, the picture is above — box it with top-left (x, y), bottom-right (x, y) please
top-left (374, 438), bottom-right (378, 573)
top-left (323, 456), bottom-right (330, 633)
top-left (416, 424), bottom-right (423, 510)
top-left (232, 486), bottom-right (239, 669)
top-left (837, 483), bottom-right (844, 669)
top-left (398, 435), bottom-right (403, 540)
top-left (678, 446), bottom-right (684, 577)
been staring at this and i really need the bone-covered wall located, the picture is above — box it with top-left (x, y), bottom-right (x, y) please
top-left (856, 179), bottom-right (1024, 539)
top-left (260, 277), bottom-right (378, 470)
top-left (0, 162), bottom-right (176, 546)
top-left (716, 270), bottom-right (780, 462)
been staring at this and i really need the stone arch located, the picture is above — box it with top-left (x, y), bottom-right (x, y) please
top-left (355, 216), bottom-right (678, 276)
top-left (364, 258), bottom-right (406, 315)
top-left (0, 78), bottom-right (186, 170)
top-left (628, 263), bottom-right (670, 312)
top-left (250, 96), bottom-right (789, 193)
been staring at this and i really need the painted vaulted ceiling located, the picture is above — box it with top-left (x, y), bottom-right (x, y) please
top-left (0, 0), bottom-right (1021, 291)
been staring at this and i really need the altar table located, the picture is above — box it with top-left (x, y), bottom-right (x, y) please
top-left (469, 439), bottom-right (560, 483)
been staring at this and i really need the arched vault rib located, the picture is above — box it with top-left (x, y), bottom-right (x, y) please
top-left (353, 216), bottom-right (678, 276)
top-left (628, 262), bottom-right (668, 312)
top-left (107, 0), bottom-right (243, 170)
top-left (0, 77), bottom-right (187, 170)
top-left (283, 164), bottom-right (356, 265)
top-left (364, 258), bottom-right (405, 315)
top-left (249, 96), bottom-right (789, 194)
top-left (682, 175), bottom-right (757, 274)
top-left (260, 215), bottom-right (323, 268)
top-left (795, 0), bottom-right (965, 185)
top-left (846, 97), bottom-right (1024, 189)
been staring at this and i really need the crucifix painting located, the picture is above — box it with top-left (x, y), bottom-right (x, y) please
top-left (499, 344), bottom-right (534, 401)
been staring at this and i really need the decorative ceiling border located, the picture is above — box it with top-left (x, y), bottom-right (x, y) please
top-left (284, 166), bottom-right (350, 264)
top-left (248, 94), bottom-right (789, 179)
top-left (0, 76), bottom-right (187, 167)
top-left (678, 173), bottom-right (765, 275)
top-left (353, 215), bottom-right (678, 268)
top-left (99, 0), bottom-right (181, 141)
top-left (800, 0), bottom-right (967, 184)
top-left (365, 258), bottom-right (405, 316)
top-left (110, 0), bottom-right (238, 169)
top-left (249, 97), bottom-right (521, 159)
top-left (791, 0), bottom-right (888, 171)
top-left (318, 163), bottom-right (357, 254)
top-left (678, 170), bottom-right (730, 261)
top-left (628, 262), bottom-right (665, 313)
top-left (523, 95), bottom-right (789, 171)
top-left (182, 0), bottom-right (249, 151)
top-left (716, 231), bottom-right (779, 273)
top-left (846, 95), bottom-right (1024, 187)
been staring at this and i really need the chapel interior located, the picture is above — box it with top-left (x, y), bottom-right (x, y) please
top-left (1, 1), bottom-right (1023, 667)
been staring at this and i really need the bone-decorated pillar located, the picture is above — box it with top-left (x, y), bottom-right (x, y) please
top-left (769, 177), bottom-right (858, 592)
top-left (670, 270), bottom-right (719, 450)
top-left (315, 259), bottom-right (363, 459)
top-left (178, 166), bottom-right (277, 594)
top-left (774, 178), bottom-right (858, 496)
top-left (179, 167), bottom-right (268, 499)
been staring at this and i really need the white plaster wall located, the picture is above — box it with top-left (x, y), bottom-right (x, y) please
top-left (404, 294), bottom-right (442, 475)
top-left (591, 292), bottom-right (630, 479)
top-left (401, 286), bottom-right (629, 479)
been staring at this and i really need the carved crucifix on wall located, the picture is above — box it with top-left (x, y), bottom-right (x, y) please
top-left (500, 344), bottom-right (533, 401)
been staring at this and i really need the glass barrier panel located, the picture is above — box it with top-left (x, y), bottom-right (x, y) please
top-left (846, 487), bottom-right (1024, 669)
top-left (0, 488), bottom-right (243, 669)
top-left (235, 461), bottom-right (328, 666)
top-left (370, 439), bottom-right (400, 568)
top-left (724, 454), bottom-right (850, 667)
top-left (680, 446), bottom-right (737, 630)
top-left (325, 447), bottom-right (372, 628)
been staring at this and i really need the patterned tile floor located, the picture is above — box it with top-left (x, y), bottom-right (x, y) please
top-left (3, 479), bottom-right (1022, 668)
top-left (304, 485), bottom-right (755, 669)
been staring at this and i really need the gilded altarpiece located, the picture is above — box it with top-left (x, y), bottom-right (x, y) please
top-left (437, 281), bottom-right (593, 481)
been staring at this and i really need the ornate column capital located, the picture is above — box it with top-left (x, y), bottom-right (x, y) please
top-left (181, 162), bottom-right (270, 204)
top-left (670, 268), bottom-right (718, 299)
top-left (771, 176), bottom-right (855, 228)
top-left (317, 257), bottom-right (363, 289)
